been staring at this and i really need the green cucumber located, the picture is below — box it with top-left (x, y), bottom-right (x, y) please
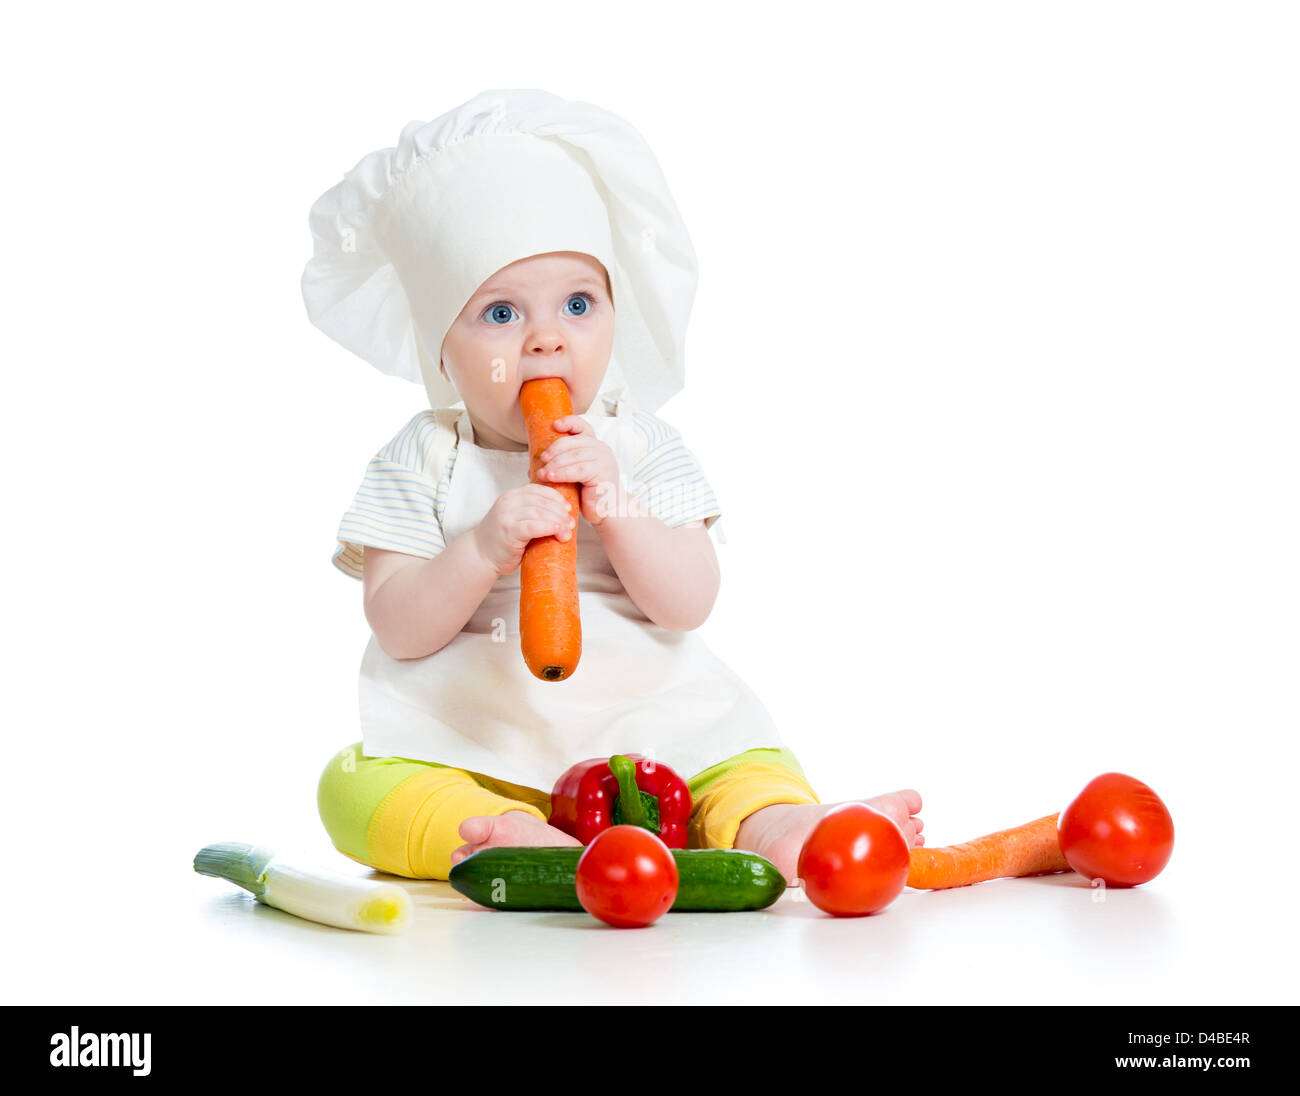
top-left (448, 846), bottom-right (787, 912)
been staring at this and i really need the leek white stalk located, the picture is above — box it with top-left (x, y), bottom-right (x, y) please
top-left (194, 842), bottom-right (411, 935)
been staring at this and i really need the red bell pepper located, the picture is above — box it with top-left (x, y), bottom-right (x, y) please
top-left (549, 753), bottom-right (691, 848)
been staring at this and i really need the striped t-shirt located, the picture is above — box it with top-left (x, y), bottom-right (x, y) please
top-left (333, 397), bottom-right (721, 580)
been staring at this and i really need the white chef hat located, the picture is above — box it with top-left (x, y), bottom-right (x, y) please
top-left (301, 89), bottom-right (699, 413)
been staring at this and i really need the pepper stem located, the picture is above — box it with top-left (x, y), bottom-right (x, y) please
top-left (608, 754), bottom-right (648, 829)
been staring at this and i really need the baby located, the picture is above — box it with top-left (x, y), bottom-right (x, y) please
top-left (305, 91), bottom-right (922, 886)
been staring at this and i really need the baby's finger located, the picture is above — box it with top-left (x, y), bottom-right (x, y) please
top-left (523, 502), bottom-right (575, 528)
top-left (519, 516), bottom-right (570, 542)
top-left (522, 481), bottom-right (574, 500)
top-left (539, 423), bottom-right (592, 460)
top-left (547, 489), bottom-right (577, 517)
top-left (544, 459), bottom-right (598, 484)
top-left (539, 448), bottom-right (592, 476)
top-left (528, 503), bottom-right (577, 529)
top-left (550, 415), bottom-right (591, 436)
top-left (521, 483), bottom-right (576, 512)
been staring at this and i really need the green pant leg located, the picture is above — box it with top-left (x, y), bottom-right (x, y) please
top-left (686, 746), bottom-right (810, 801)
top-left (316, 742), bottom-right (450, 865)
top-left (684, 746), bottom-right (819, 851)
top-left (317, 742), bottom-right (551, 878)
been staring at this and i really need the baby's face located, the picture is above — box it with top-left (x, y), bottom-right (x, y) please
top-left (441, 251), bottom-right (615, 450)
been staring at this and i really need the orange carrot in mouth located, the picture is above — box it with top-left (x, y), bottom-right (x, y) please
top-left (519, 377), bottom-right (582, 682)
top-left (906, 813), bottom-right (1071, 889)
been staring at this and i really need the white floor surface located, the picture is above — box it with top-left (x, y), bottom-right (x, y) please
top-left (12, 839), bottom-right (1283, 1007)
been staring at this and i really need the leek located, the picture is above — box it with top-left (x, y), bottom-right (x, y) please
top-left (194, 842), bottom-right (411, 935)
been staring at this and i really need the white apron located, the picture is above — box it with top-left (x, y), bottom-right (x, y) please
top-left (357, 402), bottom-right (787, 792)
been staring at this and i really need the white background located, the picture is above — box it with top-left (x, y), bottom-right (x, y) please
top-left (2, 1), bottom-right (1296, 1007)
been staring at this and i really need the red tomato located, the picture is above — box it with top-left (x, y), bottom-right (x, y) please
top-left (575, 825), bottom-right (679, 928)
top-left (797, 803), bottom-right (910, 917)
top-left (1058, 772), bottom-right (1174, 887)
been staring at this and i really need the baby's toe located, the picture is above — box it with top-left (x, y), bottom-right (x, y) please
top-left (458, 815), bottom-right (493, 844)
top-left (467, 809), bottom-right (549, 849)
top-left (897, 814), bottom-right (924, 847)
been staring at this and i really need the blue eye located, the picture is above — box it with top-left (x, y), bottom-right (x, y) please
top-left (480, 291), bottom-right (596, 326)
top-left (565, 292), bottom-right (596, 316)
top-left (483, 302), bottom-right (517, 325)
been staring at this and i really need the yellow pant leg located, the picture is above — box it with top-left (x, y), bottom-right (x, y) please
top-left (688, 760), bottom-right (820, 851)
top-left (369, 768), bottom-right (548, 880)
top-left (318, 742), bottom-right (549, 881)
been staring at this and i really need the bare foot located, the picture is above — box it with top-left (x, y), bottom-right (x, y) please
top-left (733, 791), bottom-right (924, 886)
top-left (448, 810), bottom-right (582, 867)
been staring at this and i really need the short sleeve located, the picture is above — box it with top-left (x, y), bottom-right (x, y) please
top-left (332, 411), bottom-right (454, 580)
top-left (625, 408), bottom-right (722, 530)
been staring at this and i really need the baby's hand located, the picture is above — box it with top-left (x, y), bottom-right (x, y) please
top-left (535, 416), bottom-right (623, 527)
top-left (473, 484), bottom-right (576, 576)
